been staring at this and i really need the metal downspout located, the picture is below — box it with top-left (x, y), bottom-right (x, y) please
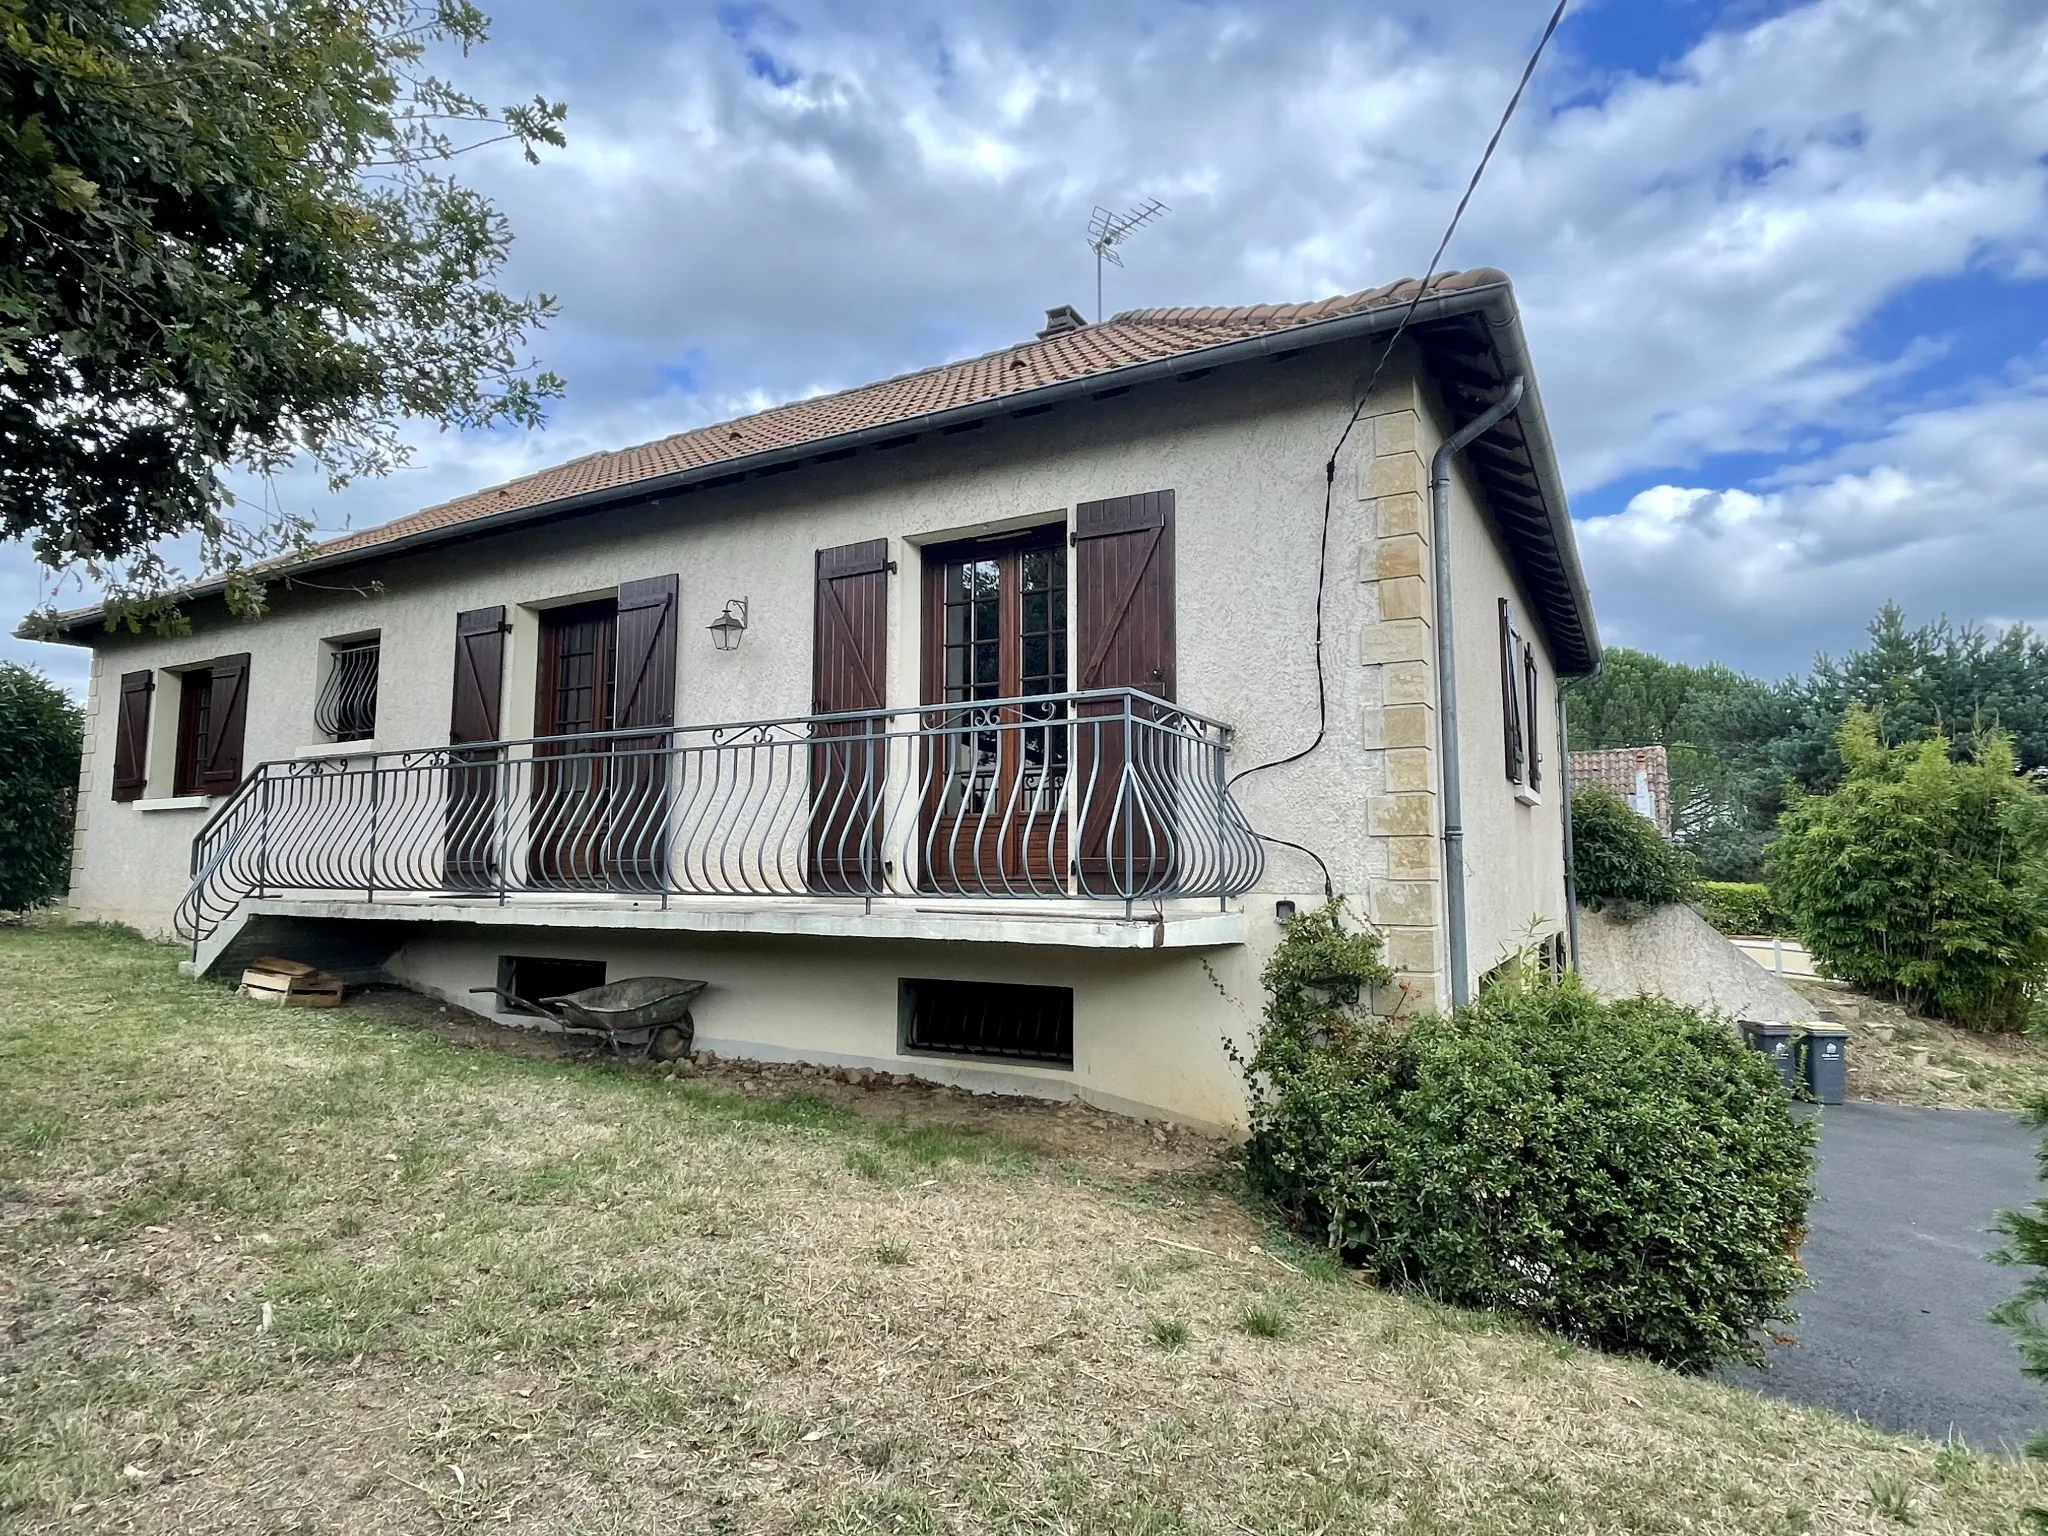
top-left (1558, 680), bottom-right (1580, 970)
top-left (1431, 374), bottom-right (1526, 1011)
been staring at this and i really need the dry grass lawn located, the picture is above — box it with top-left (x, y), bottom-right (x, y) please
top-left (3, 921), bottom-right (2045, 1534)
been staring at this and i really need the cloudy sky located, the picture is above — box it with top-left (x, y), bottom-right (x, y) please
top-left (6, 0), bottom-right (2045, 691)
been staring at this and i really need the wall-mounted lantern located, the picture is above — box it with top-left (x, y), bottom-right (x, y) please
top-left (708, 598), bottom-right (749, 652)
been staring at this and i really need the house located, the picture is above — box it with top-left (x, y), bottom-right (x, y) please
top-left (1568, 746), bottom-right (1672, 836)
top-left (35, 268), bottom-right (1600, 1131)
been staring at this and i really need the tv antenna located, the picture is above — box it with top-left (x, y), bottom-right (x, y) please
top-left (1086, 199), bottom-right (1169, 321)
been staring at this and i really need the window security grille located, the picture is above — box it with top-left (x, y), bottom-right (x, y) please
top-left (900, 978), bottom-right (1074, 1066)
top-left (316, 640), bottom-right (380, 741)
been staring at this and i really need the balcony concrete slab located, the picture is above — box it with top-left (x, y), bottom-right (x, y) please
top-left (188, 894), bottom-right (1246, 978)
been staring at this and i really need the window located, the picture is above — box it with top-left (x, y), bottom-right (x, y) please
top-left (899, 977), bottom-right (1074, 1066)
top-left (173, 667), bottom-right (215, 797)
top-left (316, 636), bottom-right (380, 742)
top-left (496, 955), bottom-right (606, 1012)
top-left (923, 526), bottom-right (1068, 821)
top-left (170, 654), bottom-right (251, 798)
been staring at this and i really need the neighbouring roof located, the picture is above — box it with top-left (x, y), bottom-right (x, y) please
top-left (1569, 746), bottom-right (1673, 837)
top-left (35, 266), bottom-right (1601, 671)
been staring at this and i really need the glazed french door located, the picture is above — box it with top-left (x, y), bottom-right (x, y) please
top-left (530, 600), bottom-right (617, 886)
top-left (920, 528), bottom-right (1068, 893)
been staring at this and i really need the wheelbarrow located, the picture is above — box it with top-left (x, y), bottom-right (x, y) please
top-left (470, 975), bottom-right (705, 1061)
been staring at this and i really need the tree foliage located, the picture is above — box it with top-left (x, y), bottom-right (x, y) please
top-left (1568, 605), bottom-right (2048, 881)
top-left (0, 662), bottom-right (81, 908)
top-left (1767, 709), bottom-right (2048, 1031)
top-left (1242, 919), bottom-right (1814, 1372)
top-left (1569, 784), bottom-right (1698, 913)
top-left (1565, 646), bottom-right (1797, 881)
top-left (1, 0), bottom-right (565, 624)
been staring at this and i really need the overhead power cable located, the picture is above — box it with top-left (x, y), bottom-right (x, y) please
top-left (1229, 0), bottom-right (1573, 898)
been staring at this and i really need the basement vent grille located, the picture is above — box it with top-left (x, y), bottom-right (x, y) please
top-left (899, 978), bottom-right (1074, 1067)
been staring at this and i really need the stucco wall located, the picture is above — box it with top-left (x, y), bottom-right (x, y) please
top-left (65, 344), bottom-right (1422, 935)
top-left (1346, 372), bottom-right (1571, 1009)
top-left (62, 336), bottom-right (1580, 1069)
top-left (1432, 391), bottom-right (1570, 989)
top-left (387, 924), bottom-right (1265, 1131)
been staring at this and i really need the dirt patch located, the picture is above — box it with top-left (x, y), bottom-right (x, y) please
top-left (1790, 978), bottom-right (2048, 1110)
top-left (343, 983), bottom-right (1229, 1173)
top-left (342, 984), bottom-right (589, 1062)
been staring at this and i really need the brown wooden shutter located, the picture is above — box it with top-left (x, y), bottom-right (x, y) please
top-left (614, 575), bottom-right (679, 731)
top-left (111, 669), bottom-right (153, 801)
top-left (195, 653), bottom-right (249, 794)
top-left (1074, 491), bottom-right (1175, 894)
top-left (1074, 489), bottom-right (1175, 699)
top-left (1500, 600), bottom-right (1524, 784)
top-left (446, 605), bottom-right (509, 890)
top-left (813, 540), bottom-right (889, 714)
top-left (1523, 642), bottom-right (1542, 792)
top-left (450, 606), bottom-right (508, 745)
top-left (609, 575), bottom-right (679, 888)
top-left (810, 540), bottom-right (890, 893)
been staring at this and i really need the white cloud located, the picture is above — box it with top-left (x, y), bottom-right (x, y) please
top-left (1578, 368), bottom-right (2048, 672)
top-left (5, 0), bottom-right (2048, 688)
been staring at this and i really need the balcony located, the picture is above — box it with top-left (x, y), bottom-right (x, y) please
top-left (175, 689), bottom-right (1266, 946)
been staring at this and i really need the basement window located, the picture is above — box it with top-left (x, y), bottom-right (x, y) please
top-left (899, 978), bottom-right (1074, 1067)
top-left (497, 955), bottom-right (606, 1012)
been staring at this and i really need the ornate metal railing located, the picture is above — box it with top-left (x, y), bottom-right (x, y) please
top-left (175, 688), bottom-right (1264, 942)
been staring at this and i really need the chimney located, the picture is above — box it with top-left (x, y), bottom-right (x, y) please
top-left (1037, 305), bottom-right (1087, 339)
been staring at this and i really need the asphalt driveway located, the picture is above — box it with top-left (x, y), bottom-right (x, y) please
top-left (1723, 1101), bottom-right (2047, 1453)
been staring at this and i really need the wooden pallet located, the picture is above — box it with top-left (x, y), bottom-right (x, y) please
top-left (238, 956), bottom-right (344, 1009)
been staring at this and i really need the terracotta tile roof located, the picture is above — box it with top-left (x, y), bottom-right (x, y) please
top-left (1569, 746), bottom-right (1672, 837)
top-left (310, 267), bottom-right (1509, 562)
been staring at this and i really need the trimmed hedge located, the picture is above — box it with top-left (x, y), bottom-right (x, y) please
top-left (1571, 784), bottom-right (1698, 911)
top-left (1696, 881), bottom-right (1792, 938)
top-left (1245, 926), bottom-right (1814, 1372)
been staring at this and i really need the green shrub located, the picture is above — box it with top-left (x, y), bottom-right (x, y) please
top-left (1768, 709), bottom-right (2048, 1031)
top-left (0, 664), bottom-right (82, 910)
top-left (1244, 922), bottom-right (1813, 1372)
top-left (1696, 881), bottom-right (1792, 937)
top-left (1243, 898), bottom-right (1396, 1080)
top-left (1992, 1097), bottom-right (2048, 1514)
top-left (1570, 784), bottom-right (1698, 911)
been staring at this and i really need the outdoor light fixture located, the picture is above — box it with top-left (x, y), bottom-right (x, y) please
top-left (708, 598), bottom-right (749, 652)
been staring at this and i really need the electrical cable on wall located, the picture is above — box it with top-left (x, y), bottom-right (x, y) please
top-left (1229, 0), bottom-right (1572, 898)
